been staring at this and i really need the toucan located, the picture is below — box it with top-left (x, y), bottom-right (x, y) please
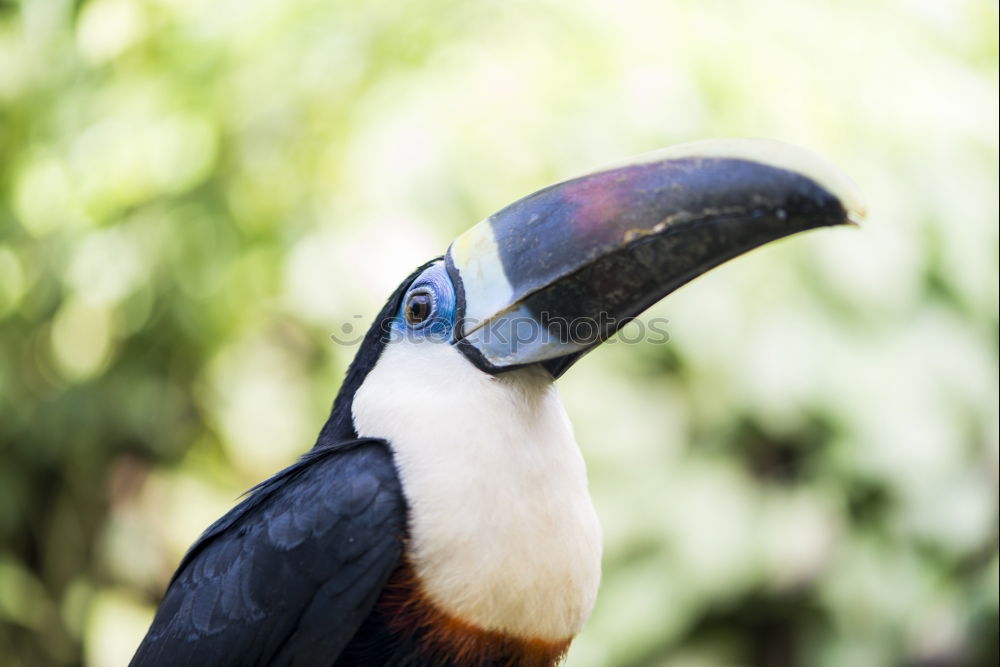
top-left (131, 139), bottom-right (863, 666)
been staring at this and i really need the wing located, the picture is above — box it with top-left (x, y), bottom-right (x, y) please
top-left (130, 438), bottom-right (407, 667)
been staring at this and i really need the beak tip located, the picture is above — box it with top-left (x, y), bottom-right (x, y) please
top-left (846, 208), bottom-right (866, 227)
top-left (833, 178), bottom-right (867, 228)
top-left (840, 189), bottom-right (867, 227)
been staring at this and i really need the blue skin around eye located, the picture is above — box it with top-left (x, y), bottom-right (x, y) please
top-left (394, 261), bottom-right (457, 341)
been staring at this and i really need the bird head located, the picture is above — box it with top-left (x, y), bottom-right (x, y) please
top-left (392, 139), bottom-right (862, 371)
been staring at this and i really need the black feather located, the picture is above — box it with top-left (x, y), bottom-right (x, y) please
top-left (130, 439), bottom-right (406, 667)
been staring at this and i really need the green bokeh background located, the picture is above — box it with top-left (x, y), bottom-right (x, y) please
top-left (1, 0), bottom-right (997, 665)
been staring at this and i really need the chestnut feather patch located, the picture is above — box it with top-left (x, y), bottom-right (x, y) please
top-left (377, 560), bottom-right (573, 667)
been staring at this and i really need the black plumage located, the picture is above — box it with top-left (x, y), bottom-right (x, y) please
top-left (130, 439), bottom-right (407, 667)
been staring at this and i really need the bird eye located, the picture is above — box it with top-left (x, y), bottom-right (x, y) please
top-left (404, 291), bottom-right (434, 326)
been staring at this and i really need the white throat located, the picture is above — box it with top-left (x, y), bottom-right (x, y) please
top-left (352, 339), bottom-right (602, 641)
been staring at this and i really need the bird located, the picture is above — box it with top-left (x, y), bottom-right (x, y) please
top-left (130, 138), bottom-right (864, 667)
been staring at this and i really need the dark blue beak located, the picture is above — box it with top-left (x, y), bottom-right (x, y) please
top-left (446, 139), bottom-right (864, 377)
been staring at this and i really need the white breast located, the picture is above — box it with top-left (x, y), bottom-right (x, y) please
top-left (352, 339), bottom-right (602, 641)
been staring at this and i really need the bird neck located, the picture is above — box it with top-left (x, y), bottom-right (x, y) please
top-left (352, 340), bottom-right (602, 643)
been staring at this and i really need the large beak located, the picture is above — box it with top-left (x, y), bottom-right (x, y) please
top-left (445, 138), bottom-right (865, 377)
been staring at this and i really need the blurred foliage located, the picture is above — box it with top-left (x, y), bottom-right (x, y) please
top-left (0, 0), bottom-right (997, 665)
